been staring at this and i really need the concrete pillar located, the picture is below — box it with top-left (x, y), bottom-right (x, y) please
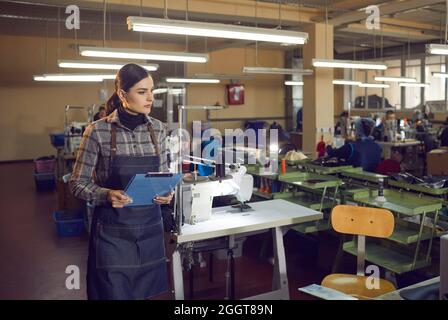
top-left (302, 23), bottom-right (334, 157)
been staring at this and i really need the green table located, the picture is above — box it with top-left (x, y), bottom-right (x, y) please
top-left (388, 179), bottom-right (448, 197)
top-left (299, 162), bottom-right (354, 174)
top-left (246, 164), bottom-right (302, 180)
top-left (340, 169), bottom-right (387, 184)
top-left (355, 189), bottom-right (442, 216)
top-left (344, 189), bottom-right (443, 274)
top-left (276, 173), bottom-right (342, 234)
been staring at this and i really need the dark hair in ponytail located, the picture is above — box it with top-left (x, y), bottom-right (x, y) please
top-left (106, 63), bottom-right (150, 115)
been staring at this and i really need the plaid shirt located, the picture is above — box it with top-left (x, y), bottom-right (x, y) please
top-left (69, 110), bottom-right (169, 206)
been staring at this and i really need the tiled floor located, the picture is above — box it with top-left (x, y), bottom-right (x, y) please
top-left (0, 162), bottom-right (345, 300)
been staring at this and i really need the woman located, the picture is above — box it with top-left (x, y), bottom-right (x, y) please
top-left (70, 63), bottom-right (173, 300)
top-left (326, 118), bottom-right (382, 172)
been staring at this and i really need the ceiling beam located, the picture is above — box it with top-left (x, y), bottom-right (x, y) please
top-left (338, 23), bottom-right (440, 41)
top-left (330, 0), bottom-right (387, 11)
top-left (324, 0), bottom-right (444, 26)
top-left (335, 41), bottom-right (429, 60)
top-left (379, 17), bottom-right (442, 32)
top-left (5, 0), bottom-right (317, 26)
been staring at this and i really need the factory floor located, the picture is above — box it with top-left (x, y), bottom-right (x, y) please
top-left (0, 162), bottom-right (389, 300)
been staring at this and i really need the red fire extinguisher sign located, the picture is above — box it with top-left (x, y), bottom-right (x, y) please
top-left (227, 84), bottom-right (245, 105)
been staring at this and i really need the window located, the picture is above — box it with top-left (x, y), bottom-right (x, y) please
top-left (425, 56), bottom-right (446, 102)
top-left (354, 69), bottom-right (366, 107)
top-left (353, 70), bottom-right (375, 109)
top-left (383, 59), bottom-right (401, 109)
top-left (352, 62), bottom-right (399, 109)
top-left (292, 58), bottom-right (303, 130)
top-left (404, 59), bottom-right (421, 109)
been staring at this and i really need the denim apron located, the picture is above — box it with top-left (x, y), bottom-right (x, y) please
top-left (87, 123), bottom-right (168, 300)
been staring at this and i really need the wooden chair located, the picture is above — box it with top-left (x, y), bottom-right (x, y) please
top-left (321, 205), bottom-right (397, 299)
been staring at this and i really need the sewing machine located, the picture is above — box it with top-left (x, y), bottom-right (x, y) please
top-left (65, 121), bottom-right (88, 155)
top-left (181, 165), bottom-right (254, 223)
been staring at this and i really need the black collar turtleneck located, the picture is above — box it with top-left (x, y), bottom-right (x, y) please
top-left (118, 106), bottom-right (146, 131)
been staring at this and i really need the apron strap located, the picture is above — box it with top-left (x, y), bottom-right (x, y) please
top-left (111, 124), bottom-right (117, 158)
top-left (147, 123), bottom-right (160, 156)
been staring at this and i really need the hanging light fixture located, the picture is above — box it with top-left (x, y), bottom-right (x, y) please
top-left (241, 0), bottom-right (306, 79)
top-left (313, 59), bottom-right (387, 70)
top-left (427, 0), bottom-right (448, 54)
top-left (153, 88), bottom-right (185, 95)
top-left (333, 80), bottom-right (362, 86)
top-left (243, 67), bottom-right (313, 75)
top-left (34, 73), bottom-right (116, 82)
top-left (432, 72), bottom-right (448, 78)
top-left (358, 83), bottom-right (390, 88)
top-left (166, 78), bottom-right (220, 84)
top-left (194, 73), bottom-right (254, 80)
top-left (284, 81), bottom-right (304, 86)
top-left (38, 2), bottom-right (123, 82)
top-left (127, 16), bottom-right (308, 45)
top-left (399, 82), bottom-right (430, 87)
top-left (427, 44), bottom-right (448, 55)
top-left (373, 76), bottom-right (417, 83)
top-left (58, 59), bottom-right (158, 71)
top-left (79, 46), bottom-right (209, 63)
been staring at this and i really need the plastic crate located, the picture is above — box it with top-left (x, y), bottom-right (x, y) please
top-left (50, 133), bottom-right (65, 148)
top-left (34, 172), bottom-right (55, 191)
top-left (34, 156), bottom-right (56, 173)
top-left (53, 209), bottom-right (85, 237)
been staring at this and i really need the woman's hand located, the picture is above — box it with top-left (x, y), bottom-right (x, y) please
top-left (154, 191), bottom-right (174, 205)
top-left (107, 190), bottom-right (132, 208)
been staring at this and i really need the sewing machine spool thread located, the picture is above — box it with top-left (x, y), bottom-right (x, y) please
top-left (281, 159), bottom-right (286, 175)
top-left (215, 151), bottom-right (226, 178)
top-left (375, 177), bottom-right (387, 203)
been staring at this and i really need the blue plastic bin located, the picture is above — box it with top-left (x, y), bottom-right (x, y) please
top-left (34, 172), bottom-right (55, 191)
top-left (53, 209), bottom-right (85, 237)
top-left (50, 133), bottom-right (65, 148)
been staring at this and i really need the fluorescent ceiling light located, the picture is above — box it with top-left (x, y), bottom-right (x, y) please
top-left (33, 73), bottom-right (116, 82)
top-left (284, 81), bottom-right (304, 86)
top-left (374, 76), bottom-right (416, 83)
top-left (332, 80), bottom-right (362, 86)
top-left (399, 82), bottom-right (430, 87)
top-left (58, 59), bottom-right (158, 71)
top-left (180, 105), bottom-right (225, 110)
top-left (79, 46), bottom-right (208, 63)
top-left (358, 83), bottom-right (390, 88)
top-left (127, 16), bottom-right (308, 45)
top-left (153, 88), bottom-right (185, 95)
top-left (194, 73), bottom-right (254, 80)
top-left (432, 72), bottom-right (448, 78)
top-left (166, 78), bottom-right (220, 84)
top-left (243, 67), bottom-right (313, 75)
top-left (427, 43), bottom-right (448, 55)
top-left (313, 59), bottom-right (387, 70)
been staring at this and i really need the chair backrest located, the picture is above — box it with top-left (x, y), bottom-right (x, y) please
top-left (331, 205), bottom-right (394, 238)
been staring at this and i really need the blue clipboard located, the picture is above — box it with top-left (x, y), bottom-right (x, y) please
top-left (123, 172), bottom-right (183, 207)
